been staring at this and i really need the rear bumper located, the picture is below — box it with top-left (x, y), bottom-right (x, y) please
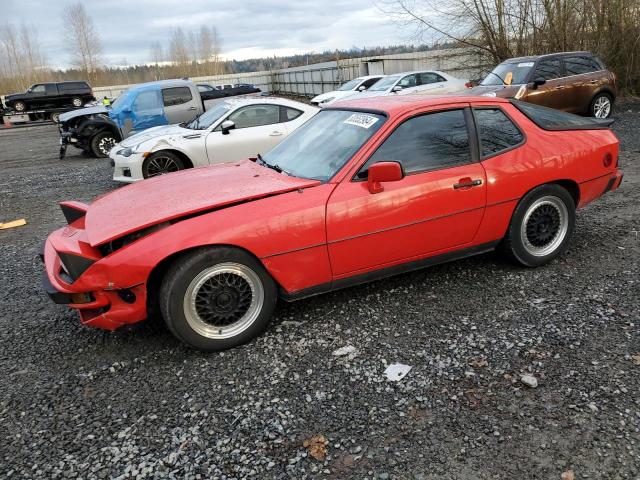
top-left (41, 233), bottom-right (148, 331)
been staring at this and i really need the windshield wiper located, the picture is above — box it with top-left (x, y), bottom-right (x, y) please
top-left (256, 153), bottom-right (289, 175)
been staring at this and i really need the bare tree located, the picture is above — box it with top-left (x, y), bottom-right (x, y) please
top-left (0, 22), bottom-right (48, 93)
top-left (169, 27), bottom-right (190, 76)
top-left (149, 41), bottom-right (164, 80)
top-left (62, 3), bottom-right (102, 83)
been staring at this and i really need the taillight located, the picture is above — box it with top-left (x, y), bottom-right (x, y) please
top-left (603, 152), bottom-right (613, 168)
top-left (465, 81), bottom-right (473, 88)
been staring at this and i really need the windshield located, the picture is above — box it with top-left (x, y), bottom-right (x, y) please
top-left (260, 109), bottom-right (385, 181)
top-left (338, 78), bottom-right (362, 91)
top-left (368, 75), bottom-right (400, 92)
top-left (110, 89), bottom-right (132, 110)
top-left (481, 62), bottom-right (534, 86)
top-left (187, 101), bottom-right (232, 130)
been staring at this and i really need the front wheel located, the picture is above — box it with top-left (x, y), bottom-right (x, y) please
top-left (91, 131), bottom-right (117, 158)
top-left (590, 92), bottom-right (613, 118)
top-left (500, 184), bottom-right (575, 267)
top-left (12, 101), bottom-right (26, 112)
top-left (142, 151), bottom-right (184, 178)
top-left (160, 247), bottom-right (277, 351)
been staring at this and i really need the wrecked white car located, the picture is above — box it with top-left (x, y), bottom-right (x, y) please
top-left (110, 98), bottom-right (318, 182)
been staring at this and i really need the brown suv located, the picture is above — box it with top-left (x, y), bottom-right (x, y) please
top-left (470, 51), bottom-right (616, 118)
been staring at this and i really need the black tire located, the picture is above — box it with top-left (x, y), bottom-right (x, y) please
top-left (590, 92), bottom-right (613, 118)
top-left (90, 131), bottom-right (117, 158)
top-left (12, 101), bottom-right (26, 112)
top-left (71, 96), bottom-right (83, 108)
top-left (50, 112), bottom-right (60, 123)
top-left (159, 247), bottom-right (277, 351)
top-left (500, 184), bottom-right (575, 267)
top-left (142, 151), bottom-right (185, 178)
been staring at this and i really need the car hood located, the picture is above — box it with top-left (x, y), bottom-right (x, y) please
top-left (311, 91), bottom-right (353, 103)
top-left (468, 84), bottom-right (523, 98)
top-left (120, 124), bottom-right (191, 147)
top-left (59, 105), bottom-right (109, 123)
top-left (84, 159), bottom-right (320, 246)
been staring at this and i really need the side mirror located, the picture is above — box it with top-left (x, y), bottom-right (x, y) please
top-left (530, 78), bottom-right (546, 90)
top-left (367, 161), bottom-right (404, 194)
top-left (391, 85), bottom-right (403, 93)
top-left (221, 120), bottom-right (236, 135)
top-left (357, 85), bottom-right (366, 91)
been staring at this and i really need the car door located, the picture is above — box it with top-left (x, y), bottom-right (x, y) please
top-left (326, 106), bottom-right (487, 277)
top-left (561, 55), bottom-right (604, 114)
top-left (522, 58), bottom-right (567, 110)
top-left (28, 84), bottom-right (47, 108)
top-left (413, 72), bottom-right (449, 95)
top-left (125, 89), bottom-right (165, 137)
top-left (162, 86), bottom-right (200, 124)
top-left (394, 74), bottom-right (419, 94)
top-left (205, 104), bottom-right (285, 164)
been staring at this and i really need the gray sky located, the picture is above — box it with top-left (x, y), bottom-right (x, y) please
top-left (4, 0), bottom-right (411, 68)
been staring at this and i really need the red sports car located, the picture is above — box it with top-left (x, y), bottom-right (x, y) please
top-left (43, 95), bottom-right (623, 351)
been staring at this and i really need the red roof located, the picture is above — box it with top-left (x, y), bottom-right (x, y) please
top-left (329, 94), bottom-right (511, 117)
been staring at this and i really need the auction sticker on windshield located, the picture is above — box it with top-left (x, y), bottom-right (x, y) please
top-left (517, 62), bottom-right (535, 67)
top-left (344, 113), bottom-right (379, 129)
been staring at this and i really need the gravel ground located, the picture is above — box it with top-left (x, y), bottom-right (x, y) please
top-left (0, 103), bottom-right (639, 480)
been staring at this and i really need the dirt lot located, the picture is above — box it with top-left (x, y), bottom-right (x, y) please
top-left (0, 105), bottom-right (639, 479)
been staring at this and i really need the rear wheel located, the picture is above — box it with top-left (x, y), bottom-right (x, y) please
top-left (90, 131), bottom-right (117, 158)
top-left (12, 101), bottom-right (26, 112)
top-left (160, 247), bottom-right (277, 351)
top-left (500, 184), bottom-right (575, 267)
top-left (71, 96), bottom-right (83, 108)
top-left (590, 92), bottom-right (612, 118)
top-left (142, 151), bottom-right (184, 178)
top-left (50, 112), bottom-right (60, 123)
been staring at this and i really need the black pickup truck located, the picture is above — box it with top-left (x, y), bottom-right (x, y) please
top-left (3, 81), bottom-right (95, 112)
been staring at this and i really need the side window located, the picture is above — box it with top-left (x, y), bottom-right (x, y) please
top-left (228, 104), bottom-right (280, 129)
top-left (533, 59), bottom-right (562, 80)
top-left (31, 84), bottom-right (45, 93)
top-left (564, 56), bottom-right (601, 76)
top-left (360, 109), bottom-right (470, 177)
top-left (283, 107), bottom-right (303, 122)
top-left (162, 87), bottom-right (193, 106)
top-left (419, 72), bottom-right (446, 85)
top-left (398, 74), bottom-right (417, 88)
top-left (133, 90), bottom-right (161, 111)
top-left (45, 84), bottom-right (58, 95)
top-left (474, 108), bottom-right (524, 157)
top-left (361, 77), bottom-right (381, 89)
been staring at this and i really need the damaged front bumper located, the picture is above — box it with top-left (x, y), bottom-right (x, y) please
top-left (41, 202), bottom-right (149, 330)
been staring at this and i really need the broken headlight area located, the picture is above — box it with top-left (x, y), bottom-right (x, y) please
top-left (98, 222), bottom-right (169, 256)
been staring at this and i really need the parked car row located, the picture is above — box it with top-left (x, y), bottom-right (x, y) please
top-left (41, 50), bottom-right (623, 352)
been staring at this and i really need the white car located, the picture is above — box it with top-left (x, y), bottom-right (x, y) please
top-left (310, 75), bottom-right (385, 107)
top-left (111, 98), bottom-right (318, 182)
top-left (336, 70), bottom-right (468, 102)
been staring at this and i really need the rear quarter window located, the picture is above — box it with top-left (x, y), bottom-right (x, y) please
top-left (474, 108), bottom-right (524, 157)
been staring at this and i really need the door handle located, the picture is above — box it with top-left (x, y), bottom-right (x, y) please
top-left (554, 85), bottom-right (565, 90)
top-left (589, 80), bottom-right (598, 84)
top-left (269, 131), bottom-right (284, 136)
top-left (187, 106), bottom-right (197, 111)
top-left (453, 178), bottom-right (482, 189)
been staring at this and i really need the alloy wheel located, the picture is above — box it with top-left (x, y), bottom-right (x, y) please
top-left (98, 137), bottom-right (116, 156)
top-left (593, 96), bottom-right (611, 118)
top-left (146, 156), bottom-right (181, 177)
top-left (520, 196), bottom-right (569, 257)
top-left (183, 263), bottom-right (264, 340)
